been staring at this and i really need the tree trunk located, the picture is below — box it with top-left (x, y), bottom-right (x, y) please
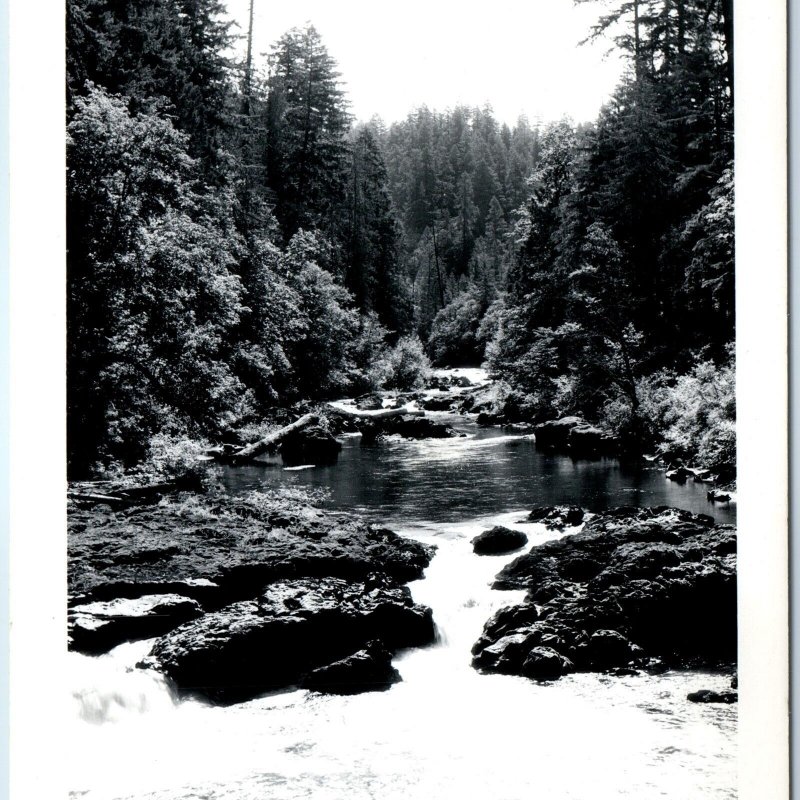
top-left (431, 222), bottom-right (445, 309)
top-left (633, 0), bottom-right (642, 83)
top-left (227, 413), bottom-right (320, 461)
top-left (243, 0), bottom-right (254, 115)
top-left (719, 0), bottom-right (734, 103)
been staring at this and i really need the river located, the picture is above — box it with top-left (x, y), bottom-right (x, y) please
top-left (68, 371), bottom-right (737, 799)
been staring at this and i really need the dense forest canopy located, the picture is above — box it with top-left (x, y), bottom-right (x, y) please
top-left (66, 0), bottom-right (734, 477)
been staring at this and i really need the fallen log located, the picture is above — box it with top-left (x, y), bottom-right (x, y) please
top-left (116, 480), bottom-right (194, 500)
top-left (67, 492), bottom-right (132, 507)
top-left (326, 404), bottom-right (424, 420)
top-left (68, 479), bottom-right (195, 507)
top-left (226, 413), bottom-right (320, 462)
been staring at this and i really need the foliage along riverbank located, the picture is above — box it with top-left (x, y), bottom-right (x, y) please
top-left (67, 0), bottom-right (735, 481)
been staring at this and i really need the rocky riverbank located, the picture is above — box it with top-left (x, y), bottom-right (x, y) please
top-left (68, 490), bottom-right (436, 701)
top-left (472, 506), bottom-right (736, 685)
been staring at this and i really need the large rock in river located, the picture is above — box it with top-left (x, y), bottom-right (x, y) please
top-left (301, 639), bottom-right (401, 694)
top-left (533, 417), bottom-right (618, 456)
top-left (527, 506), bottom-right (584, 530)
top-left (355, 393), bottom-right (384, 411)
top-left (279, 424), bottom-right (342, 466)
top-left (420, 393), bottom-right (458, 411)
top-left (69, 594), bottom-right (203, 654)
top-left (533, 416), bottom-right (585, 449)
top-left (687, 689), bottom-right (737, 704)
top-left (472, 526), bottom-right (528, 555)
top-left (568, 424), bottom-right (618, 457)
top-left (472, 507), bottom-right (736, 681)
top-left (360, 415), bottom-right (461, 442)
top-left (141, 578), bottom-right (435, 703)
top-left (68, 496), bottom-right (435, 654)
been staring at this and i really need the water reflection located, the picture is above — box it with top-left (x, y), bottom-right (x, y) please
top-left (220, 421), bottom-right (736, 526)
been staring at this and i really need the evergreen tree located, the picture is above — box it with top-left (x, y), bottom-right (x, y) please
top-left (66, 0), bottom-right (234, 176)
top-left (346, 125), bottom-right (412, 334)
top-left (264, 24), bottom-right (352, 239)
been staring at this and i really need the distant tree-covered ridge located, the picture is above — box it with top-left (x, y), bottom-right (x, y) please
top-left (66, 0), bottom-right (734, 476)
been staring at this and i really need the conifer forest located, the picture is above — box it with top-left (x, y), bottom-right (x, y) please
top-left (65, 5), bottom-right (741, 797)
top-left (66, 0), bottom-right (734, 480)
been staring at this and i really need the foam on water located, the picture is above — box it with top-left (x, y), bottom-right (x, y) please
top-left (68, 514), bottom-right (736, 800)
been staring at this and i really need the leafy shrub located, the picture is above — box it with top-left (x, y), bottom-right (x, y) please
top-left (636, 347), bottom-right (735, 470)
top-left (282, 232), bottom-right (362, 399)
top-left (382, 336), bottom-right (431, 390)
top-left (346, 313), bottom-right (392, 394)
top-left (427, 288), bottom-right (486, 366)
top-left (140, 433), bottom-right (219, 489)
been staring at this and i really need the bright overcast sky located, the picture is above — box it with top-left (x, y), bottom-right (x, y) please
top-left (223, 0), bottom-right (625, 126)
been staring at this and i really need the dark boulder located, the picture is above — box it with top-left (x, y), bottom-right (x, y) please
top-left (521, 647), bottom-right (575, 681)
top-left (471, 526), bottom-right (528, 555)
top-left (471, 603), bottom-right (540, 656)
top-left (420, 394), bottom-right (458, 411)
top-left (568, 425), bottom-right (618, 457)
top-left (459, 383), bottom-right (500, 415)
top-left (474, 507), bottom-right (737, 683)
top-left (69, 594), bottom-right (203, 654)
top-left (326, 414), bottom-right (360, 436)
top-left (425, 376), bottom-right (451, 391)
top-left (586, 629), bottom-right (638, 669)
top-left (384, 416), bottom-right (461, 440)
top-left (707, 489), bottom-right (731, 502)
top-left (527, 506), bottom-right (585, 529)
top-left (687, 689), bottom-right (738, 704)
top-left (533, 417), bottom-right (585, 449)
top-left (472, 632), bottom-right (538, 674)
top-left (360, 415), bottom-right (459, 443)
top-left (301, 640), bottom-right (401, 694)
top-left (477, 411), bottom-right (505, 426)
top-left (666, 466), bottom-right (694, 483)
top-left (355, 393), bottom-right (384, 411)
top-left (280, 425), bottom-right (342, 466)
top-left (140, 577), bottom-right (436, 703)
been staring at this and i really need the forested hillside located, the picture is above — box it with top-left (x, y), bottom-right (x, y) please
top-left (66, 0), bottom-right (734, 478)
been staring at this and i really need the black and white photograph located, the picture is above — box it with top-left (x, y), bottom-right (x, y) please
top-left (2, 0), bottom-right (791, 798)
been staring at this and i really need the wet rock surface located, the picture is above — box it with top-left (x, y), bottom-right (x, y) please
top-left (687, 689), bottom-right (737, 704)
top-left (359, 415), bottom-right (462, 442)
top-left (300, 639), bottom-right (401, 695)
top-left (533, 416), bottom-right (586, 448)
top-left (140, 577), bottom-right (435, 703)
top-left (354, 393), bottom-right (385, 411)
top-left (527, 506), bottom-right (585, 530)
top-left (473, 507), bottom-right (736, 681)
top-left (471, 526), bottom-right (528, 555)
top-left (68, 495), bottom-right (435, 666)
top-left (69, 594), bottom-right (204, 654)
top-left (533, 417), bottom-right (619, 456)
top-left (459, 383), bottom-right (501, 415)
top-left (419, 394), bottom-right (458, 411)
top-left (279, 425), bottom-right (342, 465)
